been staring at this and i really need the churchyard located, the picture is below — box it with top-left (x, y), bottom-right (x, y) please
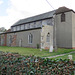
top-left (0, 46), bottom-right (75, 74)
top-left (0, 46), bottom-right (75, 57)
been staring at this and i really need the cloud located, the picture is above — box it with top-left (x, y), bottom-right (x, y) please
top-left (10, 0), bottom-right (56, 14)
top-left (0, 0), bottom-right (75, 29)
top-left (0, 0), bottom-right (53, 29)
top-left (0, 0), bottom-right (3, 5)
top-left (0, 0), bottom-right (34, 29)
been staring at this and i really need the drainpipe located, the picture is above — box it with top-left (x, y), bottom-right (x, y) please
top-left (53, 14), bottom-right (57, 52)
top-left (40, 23), bottom-right (42, 51)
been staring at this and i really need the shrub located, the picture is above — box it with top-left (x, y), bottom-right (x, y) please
top-left (36, 44), bottom-right (40, 49)
top-left (0, 51), bottom-right (75, 74)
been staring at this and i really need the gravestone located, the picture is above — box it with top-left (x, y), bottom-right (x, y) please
top-left (68, 55), bottom-right (72, 60)
top-left (49, 45), bottom-right (53, 52)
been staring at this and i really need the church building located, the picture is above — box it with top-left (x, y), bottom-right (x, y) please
top-left (0, 7), bottom-right (75, 49)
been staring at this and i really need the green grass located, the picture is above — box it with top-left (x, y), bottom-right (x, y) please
top-left (53, 53), bottom-right (75, 61)
top-left (0, 46), bottom-right (75, 57)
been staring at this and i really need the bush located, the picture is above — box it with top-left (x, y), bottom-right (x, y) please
top-left (36, 44), bottom-right (40, 49)
top-left (0, 51), bottom-right (75, 74)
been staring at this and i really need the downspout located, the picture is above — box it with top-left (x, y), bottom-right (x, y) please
top-left (53, 14), bottom-right (57, 52)
top-left (40, 23), bottom-right (42, 51)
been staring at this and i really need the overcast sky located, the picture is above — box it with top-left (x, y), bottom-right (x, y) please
top-left (0, 0), bottom-right (75, 29)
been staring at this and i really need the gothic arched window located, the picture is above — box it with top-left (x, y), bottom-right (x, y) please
top-left (46, 33), bottom-right (50, 43)
top-left (28, 33), bottom-right (33, 44)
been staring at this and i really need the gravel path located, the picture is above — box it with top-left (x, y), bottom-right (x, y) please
top-left (44, 51), bottom-right (75, 58)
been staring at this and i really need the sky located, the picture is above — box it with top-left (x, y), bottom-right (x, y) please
top-left (0, 0), bottom-right (75, 29)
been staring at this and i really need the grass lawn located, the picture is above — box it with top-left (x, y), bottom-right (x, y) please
top-left (0, 46), bottom-right (75, 57)
top-left (53, 53), bottom-right (75, 61)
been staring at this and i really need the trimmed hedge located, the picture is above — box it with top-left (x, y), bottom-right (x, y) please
top-left (0, 51), bottom-right (75, 75)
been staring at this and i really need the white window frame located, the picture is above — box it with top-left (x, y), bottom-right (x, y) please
top-left (13, 27), bottom-right (16, 31)
top-left (17, 26), bottom-right (20, 31)
top-left (36, 21), bottom-right (42, 27)
top-left (27, 24), bottom-right (30, 29)
top-left (25, 24), bottom-right (28, 29)
top-left (28, 33), bottom-right (33, 44)
top-left (21, 25), bottom-right (24, 30)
